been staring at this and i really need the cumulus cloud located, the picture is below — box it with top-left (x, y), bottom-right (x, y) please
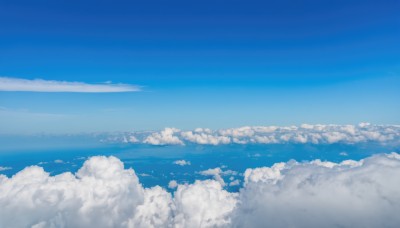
top-left (1, 153), bottom-right (400, 227)
top-left (0, 77), bottom-right (140, 93)
top-left (234, 153), bottom-right (400, 227)
top-left (135, 124), bottom-right (400, 146)
top-left (173, 160), bottom-right (191, 166)
top-left (172, 180), bottom-right (238, 227)
top-left (144, 128), bottom-right (184, 145)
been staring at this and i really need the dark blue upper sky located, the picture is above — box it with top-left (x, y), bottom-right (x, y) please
top-left (0, 0), bottom-right (399, 133)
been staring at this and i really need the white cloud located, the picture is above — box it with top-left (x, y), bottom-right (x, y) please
top-left (1, 153), bottom-right (400, 227)
top-left (128, 135), bottom-right (139, 143)
top-left (199, 167), bottom-right (226, 186)
top-left (0, 156), bottom-right (145, 228)
top-left (0, 166), bottom-right (12, 171)
top-left (132, 124), bottom-right (400, 145)
top-left (234, 153), bottom-right (400, 227)
top-left (128, 186), bottom-right (174, 228)
top-left (181, 131), bottom-right (231, 145)
top-left (54, 159), bottom-right (64, 164)
top-left (168, 180), bottom-right (178, 189)
top-left (173, 160), bottom-right (191, 166)
top-left (229, 179), bottom-right (240, 186)
top-left (173, 180), bottom-right (238, 227)
top-left (199, 168), bottom-right (238, 187)
top-left (143, 128), bottom-right (184, 145)
top-left (0, 77), bottom-right (140, 93)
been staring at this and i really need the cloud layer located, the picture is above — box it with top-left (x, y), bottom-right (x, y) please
top-left (1, 153), bottom-right (400, 227)
top-left (0, 77), bottom-right (140, 93)
top-left (112, 123), bottom-right (400, 146)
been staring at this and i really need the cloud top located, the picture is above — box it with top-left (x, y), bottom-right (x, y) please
top-left (0, 77), bottom-right (140, 93)
top-left (2, 153), bottom-right (400, 227)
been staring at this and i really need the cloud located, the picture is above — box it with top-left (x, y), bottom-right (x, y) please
top-left (172, 180), bottom-right (238, 227)
top-left (132, 124), bottom-right (400, 146)
top-left (173, 160), bottom-right (191, 166)
top-left (181, 130), bottom-right (231, 145)
top-left (1, 153), bottom-right (400, 227)
top-left (229, 179), bottom-right (240, 186)
top-left (0, 166), bottom-right (12, 171)
top-left (0, 77), bottom-right (140, 93)
top-left (168, 180), bottom-right (178, 189)
top-left (199, 167), bottom-right (226, 186)
top-left (144, 128), bottom-right (184, 145)
top-left (234, 153), bottom-right (400, 227)
top-left (199, 168), bottom-right (238, 187)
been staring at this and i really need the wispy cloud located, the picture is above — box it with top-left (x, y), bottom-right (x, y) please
top-left (0, 77), bottom-right (140, 93)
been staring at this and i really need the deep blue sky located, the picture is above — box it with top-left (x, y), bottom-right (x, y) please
top-left (0, 0), bottom-right (399, 133)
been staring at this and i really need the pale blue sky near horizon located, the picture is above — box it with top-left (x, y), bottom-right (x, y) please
top-left (0, 0), bottom-right (399, 134)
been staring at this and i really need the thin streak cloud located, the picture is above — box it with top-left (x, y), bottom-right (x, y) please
top-left (0, 77), bottom-right (141, 93)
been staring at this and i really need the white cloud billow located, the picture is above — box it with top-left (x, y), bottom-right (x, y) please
top-left (234, 153), bottom-right (400, 227)
top-left (1, 153), bottom-right (400, 227)
top-left (181, 129), bottom-right (231, 145)
top-left (137, 124), bottom-right (400, 145)
top-left (144, 128), bottom-right (184, 145)
top-left (0, 77), bottom-right (140, 93)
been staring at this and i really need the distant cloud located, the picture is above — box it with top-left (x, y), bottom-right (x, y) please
top-left (113, 124), bottom-right (400, 146)
top-left (144, 128), bottom-right (184, 145)
top-left (0, 166), bottom-right (11, 171)
top-left (229, 179), bottom-right (240, 186)
top-left (173, 160), bottom-right (191, 166)
top-left (199, 167), bottom-right (239, 187)
top-left (0, 77), bottom-right (140, 93)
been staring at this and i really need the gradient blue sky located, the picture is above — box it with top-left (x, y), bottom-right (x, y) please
top-left (0, 0), bottom-right (399, 134)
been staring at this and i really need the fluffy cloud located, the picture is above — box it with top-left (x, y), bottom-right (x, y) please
top-left (114, 124), bottom-right (400, 146)
top-left (173, 160), bottom-right (191, 166)
top-left (0, 156), bottom-right (145, 227)
top-left (234, 153), bottom-right (400, 227)
top-left (0, 77), bottom-right (140, 93)
top-left (144, 128), bottom-right (184, 145)
top-left (181, 130), bottom-right (231, 145)
top-left (172, 180), bottom-right (238, 227)
top-left (1, 153), bottom-right (400, 227)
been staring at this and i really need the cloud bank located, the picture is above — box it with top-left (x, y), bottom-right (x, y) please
top-left (1, 153), bottom-right (400, 227)
top-left (0, 77), bottom-right (140, 93)
top-left (112, 123), bottom-right (400, 146)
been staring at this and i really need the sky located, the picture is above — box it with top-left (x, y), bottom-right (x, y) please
top-left (0, 0), bottom-right (399, 134)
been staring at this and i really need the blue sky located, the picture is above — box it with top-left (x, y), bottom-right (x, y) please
top-left (0, 0), bottom-right (399, 133)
